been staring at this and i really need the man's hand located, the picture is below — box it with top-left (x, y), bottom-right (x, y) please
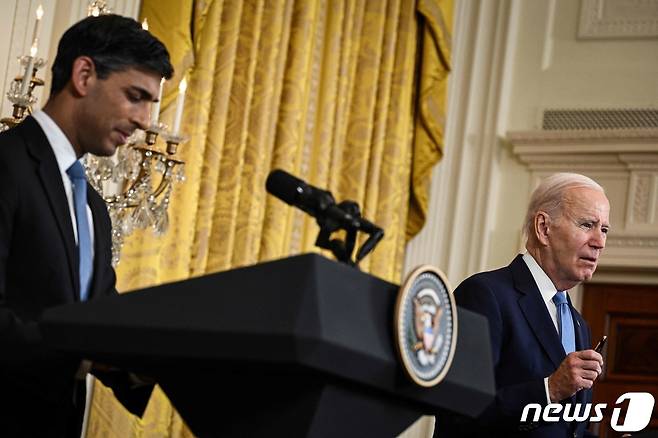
top-left (548, 350), bottom-right (603, 402)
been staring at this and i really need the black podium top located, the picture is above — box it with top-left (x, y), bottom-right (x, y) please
top-left (42, 254), bottom-right (494, 434)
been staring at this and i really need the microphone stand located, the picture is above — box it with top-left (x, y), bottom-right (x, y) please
top-left (314, 200), bottom-right (384, 267)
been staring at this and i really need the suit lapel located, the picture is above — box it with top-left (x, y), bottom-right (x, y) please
top-left (510, 256), bottom-right (565, 370)
top-left (88, 187), bottom-right (106, 300)
top-left (568, 295), bottom-right (588, 351)
top-left (21, 117), bottom-right (79, 300)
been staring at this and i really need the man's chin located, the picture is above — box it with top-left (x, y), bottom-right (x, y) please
top-left (579, 268), bottom-right (596, 282)
top-left (93, 144), bottom-right (119, 157)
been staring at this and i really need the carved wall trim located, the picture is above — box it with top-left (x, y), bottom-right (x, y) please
top-left (578, 0), bottom-right (658, 39)
top-left (631, 174), bottom-right (652, 224)
top-left (607, 235), bottom-right (658, 248)
top-left (508, 128), bottom-right (658, 143)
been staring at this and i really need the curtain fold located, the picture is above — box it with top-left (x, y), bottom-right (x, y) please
top-left (406, 0), bottom-right (453, 239)
top-left (86, 0), bottom-right (452, 436)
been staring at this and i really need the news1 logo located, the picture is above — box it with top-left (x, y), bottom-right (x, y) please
top-left (521, 392), bottom-right (655, 432)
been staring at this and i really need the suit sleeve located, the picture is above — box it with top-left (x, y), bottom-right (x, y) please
top-left (0, 158), bottom-right (43, 360)
top-left (455, 275), bottom-right (548, 423)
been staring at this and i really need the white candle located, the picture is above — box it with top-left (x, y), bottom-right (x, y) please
top-left (20, 44), bottom-right (38, 96)
top-left (31, 5), bottom-right (44, 47)
top-left (172, 78), bottom-right (187, 135)
top-left (150, 77), bottom-right (165, 125)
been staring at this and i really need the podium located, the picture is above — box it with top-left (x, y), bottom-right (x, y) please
top-left (42, 254), bottom-right (494, 437)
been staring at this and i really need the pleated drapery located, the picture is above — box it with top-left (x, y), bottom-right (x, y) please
top-left (85, 0), bottom-right (452, 436)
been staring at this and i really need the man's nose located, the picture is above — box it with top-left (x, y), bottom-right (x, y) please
top-left (590, 229), bottom-right (606, 249)
top-left (132, 104), bottom-right (150, 130)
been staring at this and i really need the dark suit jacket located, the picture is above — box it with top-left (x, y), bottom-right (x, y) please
top-left (436, 255), bottom-right (593, 438)
top-left (0, 117), bottom-right (148, 437)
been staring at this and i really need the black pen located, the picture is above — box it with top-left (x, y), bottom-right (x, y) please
top-left (594, 335), bottom-right (607, 353)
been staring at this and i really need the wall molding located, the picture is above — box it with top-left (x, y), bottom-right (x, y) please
top-left (578, 0), bottom-right (658, 39)
top-left (508, 128), bottom-right (658, 143)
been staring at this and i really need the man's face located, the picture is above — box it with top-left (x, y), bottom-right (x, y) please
top-left (77, 67), bottom-right (160, 157)
top-left (544, 187), bottom-right (610, 290)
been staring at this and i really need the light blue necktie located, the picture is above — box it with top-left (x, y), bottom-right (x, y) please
top-left (66, 161), bottom-right (92, 301)
top-left (553, 292), bottom-right (576, 354)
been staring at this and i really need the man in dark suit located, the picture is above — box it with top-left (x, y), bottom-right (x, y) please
top-left (0, 15), bottom-right (172, 437)
top-left (438, 173), bottom-right (608, 437)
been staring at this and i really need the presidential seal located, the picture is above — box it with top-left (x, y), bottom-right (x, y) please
top-left (394, 265), bottom-right (457, 387)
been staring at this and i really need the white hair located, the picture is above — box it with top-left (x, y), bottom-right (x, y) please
top-left (524, 173), bottom-right (604, 240)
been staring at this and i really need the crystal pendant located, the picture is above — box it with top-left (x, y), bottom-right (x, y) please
top-left (132, 198), bottom-right (154, 229)
top-left (175, 164), bottom-right (186, 182)
top-left (153, 207), bottom-right (169, 236)
top-left (154, 158), bottom-right (166, 174)
top-left (98, 158), bottom-right (113, 180)
top-left (120, 215), bottom-right (134, 235)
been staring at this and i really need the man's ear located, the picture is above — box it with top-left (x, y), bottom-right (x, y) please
top-left (534, 211), bottom-right (551, 246)
top-left (69, 56), bottom-right (96, 97)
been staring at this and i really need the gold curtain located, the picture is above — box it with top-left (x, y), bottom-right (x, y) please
top-left (85, 0), bottom-right (452, 436)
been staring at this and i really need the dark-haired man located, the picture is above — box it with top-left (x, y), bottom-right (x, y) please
top-left (0, 14), bottom-right (173, 437)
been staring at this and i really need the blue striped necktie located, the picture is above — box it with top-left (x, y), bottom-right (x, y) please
top-left (66, 161), bottom-right (92, 301)
top-left (553, 291), bottom-right (575, 354)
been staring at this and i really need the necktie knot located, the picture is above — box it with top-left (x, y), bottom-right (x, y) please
top-left (66, 160), bottom-right (87, 181)
top-left (552, 291), bottom-right (568, 305)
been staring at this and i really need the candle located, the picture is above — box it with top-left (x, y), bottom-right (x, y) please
top-left (172, 78), bottom-right (187, 135)
top-left (20, 43), bottom-right (38, 96)
top-left (31, 5), bottom-right (44, 46)
top-left (141, 18), bottom-right (149, 31)
top-left (150, 77), bottom-right (165, 125)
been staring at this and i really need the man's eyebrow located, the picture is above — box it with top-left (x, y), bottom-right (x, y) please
top-left (578, 216), bottom-right (611, 229)
top-left (126, 85), bottom-right (156, 101)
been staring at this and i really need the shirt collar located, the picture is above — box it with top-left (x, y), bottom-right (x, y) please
top-left (522, 252), bottom-right (561, 306)
top-left (32, 110), bottom-right (79, 174)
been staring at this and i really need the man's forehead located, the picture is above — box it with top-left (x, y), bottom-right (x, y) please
top-left (111, 68), bottom-right (160, 94)
top-left (564, 187), bottom-right (610, 219)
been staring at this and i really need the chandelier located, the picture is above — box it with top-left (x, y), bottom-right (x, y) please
top-left (1, 2), bottom-right (187, 266)
top-left (0, 5), bottom-right (45, 132)
top-left (85, 125), bottom-right (187, 266)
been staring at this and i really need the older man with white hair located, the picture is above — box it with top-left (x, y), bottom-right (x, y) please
top-left (437, 173), bottom-right (608, 438)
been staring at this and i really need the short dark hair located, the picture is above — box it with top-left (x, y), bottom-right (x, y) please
top-left (50, 14), bottom-right (174, 95)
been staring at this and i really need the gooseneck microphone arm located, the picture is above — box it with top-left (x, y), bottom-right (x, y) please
top-left (265, 169), bottom-right (385, 266)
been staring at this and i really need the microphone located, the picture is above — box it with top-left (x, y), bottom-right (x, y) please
top-left (266, 169), bottom-right (359, 229)
top-left (266, 169), bottom-right (384, 265)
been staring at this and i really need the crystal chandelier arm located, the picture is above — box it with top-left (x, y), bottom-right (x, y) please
top-left (151, 174), bottom-right (171, 199)
top-left (151, 159), bottom-right (182, 198)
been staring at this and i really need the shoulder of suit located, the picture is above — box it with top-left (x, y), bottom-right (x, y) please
top-left (0, 118), bottom-right (44, 158)
top-left (464, 263), bottom-right (514, 284)
top-left (0, 126), bottom-right (31, 170)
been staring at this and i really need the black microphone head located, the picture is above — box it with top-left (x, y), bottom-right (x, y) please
top-left (266, 169), bottom-right (306, 206)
